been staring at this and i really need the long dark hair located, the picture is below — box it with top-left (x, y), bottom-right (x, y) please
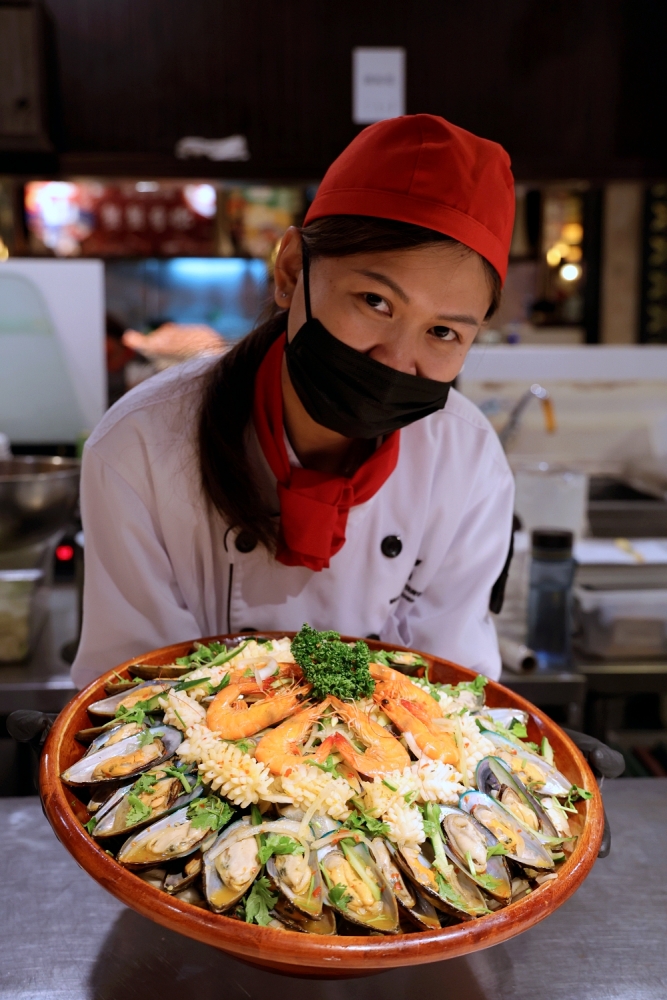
top-left (198, 215), bottom-right (502, 550)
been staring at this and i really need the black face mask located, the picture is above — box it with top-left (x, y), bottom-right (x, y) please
top-left (285, 245), bottom-right (453, 439)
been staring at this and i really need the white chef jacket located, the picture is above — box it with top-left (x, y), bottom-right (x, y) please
top-left (71, 359), bottom-right (514, 689)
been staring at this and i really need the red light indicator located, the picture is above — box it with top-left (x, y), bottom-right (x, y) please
top-left (55, 544), bottom-right (75, 561)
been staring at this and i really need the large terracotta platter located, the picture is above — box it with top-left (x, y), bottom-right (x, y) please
top-left (41, 634), bottom-right (603, 978)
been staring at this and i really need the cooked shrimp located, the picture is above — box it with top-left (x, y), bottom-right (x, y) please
top-left (373, 691), bottom-right (458, 764)
top-left (206, 682), bottom-right (310, 739)
top-left (255, 701), bottom-right (323, 775)
top-left (228, 661), bottom-right (303, 687)
top-left (369, 664), bottom-right (442, 720)
top-left (325, 695), bottom-right (410, 777)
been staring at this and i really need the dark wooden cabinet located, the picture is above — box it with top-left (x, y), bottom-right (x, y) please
top-left (0, 3), bottom-right (51, 152)
top-left (2, 0), bottom-right (666, 180)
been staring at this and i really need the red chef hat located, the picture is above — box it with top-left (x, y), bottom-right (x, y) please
top-left (304, 114), bottom-right (515, 283)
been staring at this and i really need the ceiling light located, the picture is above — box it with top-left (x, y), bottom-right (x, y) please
top-left (560, 263), bottom-right (582, 281)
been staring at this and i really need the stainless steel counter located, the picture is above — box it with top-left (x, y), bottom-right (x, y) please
top-left (1, 779), bottom-right (665, 999)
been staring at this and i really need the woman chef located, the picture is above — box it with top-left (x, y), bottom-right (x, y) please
top-left (71, 114), bottom-right (516, 689)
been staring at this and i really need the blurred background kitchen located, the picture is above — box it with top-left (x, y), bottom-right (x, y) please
top-left (1, 0), bottom-right (667, 792)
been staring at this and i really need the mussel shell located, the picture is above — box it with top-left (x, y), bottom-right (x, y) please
top-left (369, 837), bottom-right (415, 909)
top-left (93, 771), bottom-right (202, 838)
top-left (164, 853), bottom-right (203, 894)
top-left (202, 818), bottom-right (260, 913)
top-left (61, 725), bottom-right (182, 786)
top-left (480, 731), bottom-right (571, 797)
top-left (319, 841), bottom-right (399, 934)
top-left (373, 651), bottom-right (427, 676)
top-left (439, 805), bottom-right (511, 903)
top-left (90, 784), bottom-right (127, 823)
top-left (76, 717), bottom-right (152, 746)
top-left (136, 866), bottom-right (167, 889)
top-left (86, 785), bottom-right (121, 815)
top-left (476, 756), bottom-right (558, 841)
top-left (87, 680), bottom-right (177, 718)
top-left (117, 805), bottom-right (216, 868)
top-left (272, 898), bottom-right (337, 935)
top-left (394, 843), bottom-right (488, 920)
top-left (266, 849), bottom-right (323, 918)
top-left (84, 721), bottom-right (146, 756)
top-left (103, 678), bottom-right (144, 696)
top-left (481, 708), bottom-right (529, 729)
top-left (399, 887), bottom-right (442, 930)
top-left (459, 790), bottom-right (555, 871)
top-left (128, 663), bottom-right (192, 680)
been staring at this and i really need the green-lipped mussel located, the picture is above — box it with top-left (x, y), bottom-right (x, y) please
top-left (459, 790), bottom-right (555, 871)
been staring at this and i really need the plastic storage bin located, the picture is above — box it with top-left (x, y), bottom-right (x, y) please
top-left (574, 586), bottom-right (667, 659)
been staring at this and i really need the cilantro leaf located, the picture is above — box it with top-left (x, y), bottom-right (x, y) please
top-left (187, 796), bottom-right (234, 831)
top-left (564, 785), bottom-right (593, 810)
top-left (125, 793), bottom-right (153, 827)
top-left (137, 729), bottom-right (155, 748)
top-left (342, 806), bottom-right (390, 838)
top-left (245, 876), bottom-right (277, 926)
top-left (305, 755), bottom-right (340, 776)
top-left (132, 772), bottom-right (158, 795)
top-left (509, 720), bottom-right (528, 739)
top-left (113, 704), bottom-right (146, 725)
top-left (328, 883), bottom-right (352, 910)
top-left (114, 691), bottom-right (164, 721)
top-left (84, 816), bottom-right (98, 834)
top-left (291, 624), bottom-right (375, 701)
top-left (257, 834), bottom-right (304, 866)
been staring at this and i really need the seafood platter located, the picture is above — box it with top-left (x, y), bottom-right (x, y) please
top-left (41, 628), bottom-right (603, 977)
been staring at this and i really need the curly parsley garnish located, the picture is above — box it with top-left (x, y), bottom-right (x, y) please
top-left (291, 624), bottom-right (374, 701)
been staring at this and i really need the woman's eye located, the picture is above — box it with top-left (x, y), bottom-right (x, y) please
top-left (364, 293), bottom-right (391, 314)
top-left (430, 326), bottom-right (458, 342)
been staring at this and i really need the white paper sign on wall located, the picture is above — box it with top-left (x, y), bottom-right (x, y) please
top-left (352, 48), bottom-right (406, 125)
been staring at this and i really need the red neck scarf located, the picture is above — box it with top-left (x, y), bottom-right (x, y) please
top-left (253, 333), bottom-right (400, 571)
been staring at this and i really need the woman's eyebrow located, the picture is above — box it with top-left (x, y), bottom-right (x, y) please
top-left (436, 312), bottom-right (480, 326)
top-left (352, 269), bottom-right (410, 303)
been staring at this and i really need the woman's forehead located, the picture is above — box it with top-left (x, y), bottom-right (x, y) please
top-left (318, 246), bottom-right (490, 307)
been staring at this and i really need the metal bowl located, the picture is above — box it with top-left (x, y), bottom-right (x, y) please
top-left (0, 457), bottom-right (80, 553)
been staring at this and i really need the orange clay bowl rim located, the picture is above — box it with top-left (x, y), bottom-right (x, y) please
top-left (41, 633), bottom-right (603, 975)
